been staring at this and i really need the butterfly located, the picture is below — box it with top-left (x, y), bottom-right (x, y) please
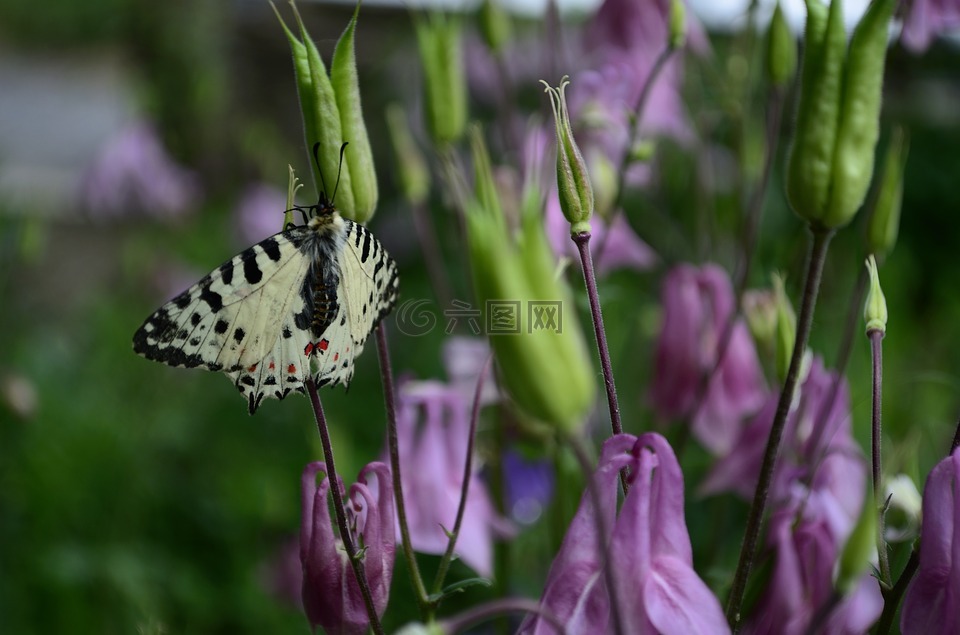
top-left (132, 155), bottom-right (399, 414)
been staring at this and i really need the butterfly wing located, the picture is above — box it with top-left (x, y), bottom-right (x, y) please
top-left (133, 229), bottom-right (318, 410)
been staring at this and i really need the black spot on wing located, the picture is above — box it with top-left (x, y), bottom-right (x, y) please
top-left (174, 293), bottom-right (191, 310)
top-left (215, 319), bottom-right (229, 334)
top-left (360, 228), bottom-right (371, 262)
top-left (243, 254), bottom-right (263, 284)
top-left (282, 326), bottom-right (292, 339)
top-left (219, 260), bottom-right (234, 286)
top-left (233, 327), bottom-right (245, 342)
top-left (200, 286), bottom-right (223, 312)
top-left (261, 237), bottom-right (282, 261)
top-left (190, 312), bottom-right (202, 327)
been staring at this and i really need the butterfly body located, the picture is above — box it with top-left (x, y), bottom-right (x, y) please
top-left (133, 208), bottom-right (399, 413)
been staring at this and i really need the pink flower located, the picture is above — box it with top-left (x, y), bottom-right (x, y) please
top-left (391, 381), bottom-right (514, 576)
top-left (901, 0), bottom-right (960, 53)
top-left (702, 357), bottom-right (865, 538)
top-left (901, 448), bottom-right (960, 634)
top-left (79, 121), bottom-right (200, 220)
top-left (651, 264), bottom-right (767, 455)
top-left (300, 461), bottom-right (395, 635)
top-left (521, 433), bottom-right (729, 635)
top-left (742, 486), bottom-right (882, 635)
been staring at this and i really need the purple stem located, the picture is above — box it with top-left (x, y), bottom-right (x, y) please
top-left (432, 355), bottom-right (493, 595)
top-left (440, 597), bottom-right (566, 634)
top-left (726, 227), bottom-right (833, 630)
top-left (304, 379), bottom-right (385, 635)
top-left (869, 329), bottom-right (892, 585)
top-left (375, 323), bottom-right (430, 614)
top-left (572, 231), bottom-right (628, 494)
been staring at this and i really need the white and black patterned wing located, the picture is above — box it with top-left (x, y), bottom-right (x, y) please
top-left (133, 228), bottom-right (318, 412)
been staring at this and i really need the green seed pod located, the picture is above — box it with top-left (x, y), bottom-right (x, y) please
top-left (766, 2), bottom-right (797, 88)
top-left (478, 0), bottom-right (512, 54)
top-left (866, 128), bottom-right (908, 259)
top-left (822, 0), bottom-right (896, 229)
top-left (385, 104), bottom-right (430, 206)
top-left (414, 14), bottom-right (467, 146)
top-left (774, 274), bottom-right (797, 384)
top-left (669, 0), bottom-right (687, 50)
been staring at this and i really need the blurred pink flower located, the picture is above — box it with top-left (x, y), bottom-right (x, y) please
top-left (702, 357), bottom-right (865, 537)
top-left (390, 381), bottom-right (514, 577)
top-left (901, 0), bottom-right (960, 52)
top-left (651, 264), bottom-right (767, 455)
top-left (234, 183), bottom-right (288, 244)
top-left (300, 461), bottom-right (394, 635)
top-left (79, 121), bottom-right (200, 220)
top-left (741, 486), bottom-right (881, 635)
top-left (520, 433), bottom-right (729, 635)
top-left (442, 337), bottom-right (499, 406)
top-left (901, 448), bottom-right (960, 634)
top-left (545, 191), bottom-right (657, 273)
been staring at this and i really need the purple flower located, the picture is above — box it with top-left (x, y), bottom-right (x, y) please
top-left (901, 0), bottom-right (960, 53)
top-left (300, 461), bottom-right (395, 635)
top-left (521, 433), bottom-right (729, 635)
top-left (584, 0), bottom-right (708, 63)
top-left (234, 183), bottom-right (288, 244)
top-left (651, 264), bottom-right (767, 455)
top-left (502, 449), bottom-right (555, 525)
top-left (391, 381), bottom-right (514, 576)
top-left (702, 357), bottom-right (865, 539)
top-left (901, 448), bottom-right (960, 635)
top-left (79, 121), bottom-right (200, 220)
top-left (741, 486), bottom-right (882, 635)
top-left (442, 337), bottom-right (499, 406)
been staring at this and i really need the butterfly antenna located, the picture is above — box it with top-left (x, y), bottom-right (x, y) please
top-left (311, 142), bottom-right (329, 202)
top-left (331, 142), bottom-right (349, 205)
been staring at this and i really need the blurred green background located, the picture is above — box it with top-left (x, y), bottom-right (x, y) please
top-left (2, 0), bottom-right (959, 633)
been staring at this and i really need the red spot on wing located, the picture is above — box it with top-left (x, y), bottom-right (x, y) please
top-left (268, 361), bottom-right (275, 370)
top-left (247, 364), bottom-right (258, 372)
top-left (287, 364), bottom-right (296, 374)
top-left (318, 339), bottom-right (329, 351)
top-left (334, 352), bottom-right (339, 362)
top-left (304, 342), bottom-right (314, 356)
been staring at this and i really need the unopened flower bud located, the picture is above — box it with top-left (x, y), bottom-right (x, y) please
top-left (867, 127), bottom-right (908, 259)
top-left (766, 2), bottom-right (797, 88)
top-left (542, 77), bottom-right (593, 235)
top-left (774, 274), bottom-right (797, 383)
top-left (414, 13), bottom-right (467, 146)
top-left (864, 255), bottom-right (888, 336)
top-left (386, 104), bottom-right (430, 206)
top-left (669, 0), bottom-right (687, 50)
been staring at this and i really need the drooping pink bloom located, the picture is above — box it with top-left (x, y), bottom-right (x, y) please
top-left (391, 381), bottom-right (514, 577)
top-left (741, 485), bottom-right (882, 635)
top-left (651, 264), bottom-right (767, 455)
top-left (901, 0), bottom-right (960, 53)
top-left (702, 356), bottom-right (864, 536)
top-left (79, 121), bottom-right (200, 220)
top-left (234, 183), bottom-right (288, 244)
top-left (521, 433), bottom-right (729, 635)
top-left (300, 461), bottom-right (395, 635)
top-left (901, 448), bottom-right (960, 635)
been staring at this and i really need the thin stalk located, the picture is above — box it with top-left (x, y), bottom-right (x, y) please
top-left (432, 355), bottom-right (492, 595)
top-left (440, 598), bottom-right (566, 634)
top-left (305, 380), bottom-right (385, 635)
top-left (726, 227), bottom-right (834, 629)
top-left (572, 231), bottom-right (628, 494)
top-left (869, 329), bottom-right (892, 585)
top-left (375, 323), bottom-right (430, 615)
top-left (565, 434), bottom-right (625, 635)
top-left (953, 406), bottom-right (960, 452)
top-left (875, 549), bottom-right (919, 635)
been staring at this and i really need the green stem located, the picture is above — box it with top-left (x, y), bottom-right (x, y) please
top-left (305, 380), bottom-right (385, 635)
top-left (726, 227), bottom-right (834, 630)
top-left (375, 323), bottom-right (430, 616)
